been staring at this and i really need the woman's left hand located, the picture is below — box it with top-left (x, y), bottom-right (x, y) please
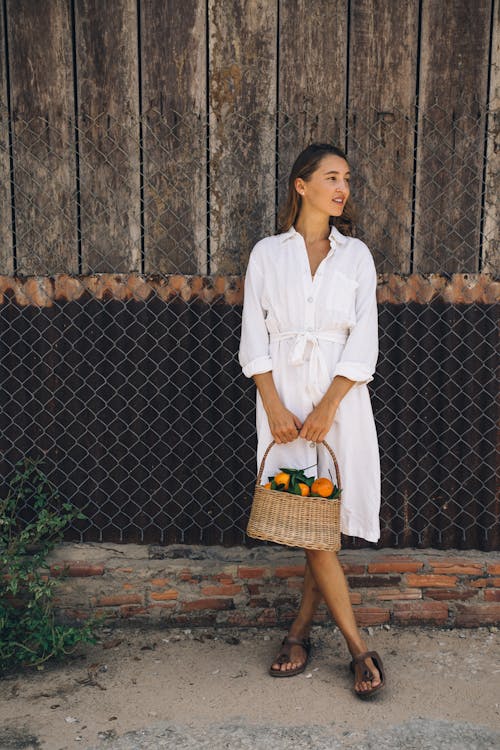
top-left (298, 398), bottom-right (338, 443)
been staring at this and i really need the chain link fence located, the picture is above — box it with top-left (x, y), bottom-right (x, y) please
top-left (0, 100), bottom-right (498, 549)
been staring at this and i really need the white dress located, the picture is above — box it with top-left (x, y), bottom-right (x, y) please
top-left (238, 224), bottom-right (381, 543)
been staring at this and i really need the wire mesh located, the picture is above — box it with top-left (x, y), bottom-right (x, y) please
top-left (0, 100), bottom-right (498, 549)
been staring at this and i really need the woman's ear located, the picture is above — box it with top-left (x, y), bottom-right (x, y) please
top-left (294, 177), bottom-right (305, 196)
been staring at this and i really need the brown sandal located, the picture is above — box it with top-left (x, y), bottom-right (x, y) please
top-left (350, 650), bottom-right (385, 698)
top-left (269, 635), bottom-right (312, 678)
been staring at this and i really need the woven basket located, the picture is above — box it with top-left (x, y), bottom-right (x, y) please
top-left (246, 440), bottom-right (342, 551)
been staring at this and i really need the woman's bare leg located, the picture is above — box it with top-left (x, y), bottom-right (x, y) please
top-left (304, 548), bottom-right (381, 693)
top-left (270, 560), bottom-right (322, 673)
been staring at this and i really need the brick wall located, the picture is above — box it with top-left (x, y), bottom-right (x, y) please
top-left (46, 543), bottom-right (500, 629)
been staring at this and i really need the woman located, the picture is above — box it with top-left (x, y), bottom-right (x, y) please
top-left (238, 143), bottom-right (385, 698)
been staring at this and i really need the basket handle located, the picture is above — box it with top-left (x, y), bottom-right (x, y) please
top-left (257, 439), bottom-right (342, 491)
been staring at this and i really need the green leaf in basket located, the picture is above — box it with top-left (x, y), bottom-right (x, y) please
top-left (270, 479), bottom-right (279, 490)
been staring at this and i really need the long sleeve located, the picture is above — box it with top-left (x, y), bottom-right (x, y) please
top-left (238, 248), bottom-right (273, 378)
top-left (332, 247), bottom-right (378, 385)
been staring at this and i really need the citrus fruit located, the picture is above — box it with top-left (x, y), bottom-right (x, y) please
top-left (274, 471), bottom-right (290, 490)
top-left (264, 482), bottom-right (272, 489)
top-left (298, 482), bottom-right (310, 496)
top-left (311, 477), bottom-right (334, 497)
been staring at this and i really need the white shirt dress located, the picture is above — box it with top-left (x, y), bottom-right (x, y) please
top-left (239, 224), bottom-right (381, 543)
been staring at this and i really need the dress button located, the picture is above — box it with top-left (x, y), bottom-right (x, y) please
top-left (309, 442), bottom-right (316, 448)
top-left (307, 297), bottom-right (313, 303)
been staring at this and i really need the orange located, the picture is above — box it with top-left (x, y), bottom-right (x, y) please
top-left (264, 482), bottom-right (272, 489)
top-left (274, 472), bottom-right (290, 490)
top-left (311, 477), bottom-right (334, 498)
top-left (298, 482), bottom-right (310, 496)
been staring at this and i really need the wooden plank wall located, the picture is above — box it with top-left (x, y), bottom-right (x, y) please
top-left (6, 0), bottom-right (77, 275)
top-left (414, 0), bottom-right (493, 273)
top-left (141, 0), bottom-right (207, 275)
top-left (0, 0), bottom-right (497, 275)
top-left (0, 0), bottom-right (11, 274)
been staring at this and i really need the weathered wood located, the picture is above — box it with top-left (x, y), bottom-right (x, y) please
top-left (277, 0), bottom-right (348, 220)
top-left (0, 0), bottom-right (12, 275)
top-left (6, 0), bottom-right (77, 275)
top-left (482, 0), bottom-right (499, 276)
top-left (348, 0), bottom-right (419, 273)
top-left (141, 0), bottom-right (207, 274)
top-left (208, 0), bottom-right (277, 273)
top-left (75, 0), bottom-right (141, 273)
top-left (414, 0), bottom-right (492, 273)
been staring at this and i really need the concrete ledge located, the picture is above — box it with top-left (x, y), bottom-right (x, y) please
top-left (45, 543), bottom-right (500, 629)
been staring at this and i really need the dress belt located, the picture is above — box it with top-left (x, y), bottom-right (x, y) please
top-left (269, 329), bottom-right (348, 404)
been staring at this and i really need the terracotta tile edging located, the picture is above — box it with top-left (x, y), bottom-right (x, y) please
top-left (0, 273), bottom-right (498, 307)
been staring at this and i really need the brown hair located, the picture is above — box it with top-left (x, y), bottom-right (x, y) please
top-left (277, 143), bottom-right (357, 236)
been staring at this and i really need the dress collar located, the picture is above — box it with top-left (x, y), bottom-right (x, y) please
top-left (279, 224), bottom-right (348, 245)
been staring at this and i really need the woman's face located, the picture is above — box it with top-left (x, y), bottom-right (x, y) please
top-left (295, 154), bottom-right (350, 218)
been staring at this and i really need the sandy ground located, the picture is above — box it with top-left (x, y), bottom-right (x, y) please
top-left (0, 623), bottom-right (499, 749)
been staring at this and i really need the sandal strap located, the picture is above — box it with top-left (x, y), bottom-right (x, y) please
top-left (282, 635), bottom-right (310, 649)
top-left (351, 650), bottom-right (384, 681)
top-left (274, 636), bottom-right (310, 664)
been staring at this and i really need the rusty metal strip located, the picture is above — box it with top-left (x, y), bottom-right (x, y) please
top-left (0, 274), bottom-right (498, 307)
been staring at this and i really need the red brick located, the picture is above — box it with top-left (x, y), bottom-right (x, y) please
top-left (350, 592), bottom-right (362, 605)
top-left (340, 563), bottom-right (366, 575)
top-left (182, 598), bottom-right (234, 612)
top-left (93, 593), bottom-right (142, 607)
top-left (178, 569), bottom-right (195, 581)
top-left (493, 578), bottom-right (500, 586)
top-left (429, 560), bottom-right (483, 575)
top-left (247, 583), bottom-right (261, 595)
top-left (393, 601), bottom-right (448, 625)
top-left (120, 605), bottom-right (150, 618)
top-left (470, 578), bottom-right (489, 588)
top-left (274, 565), bottom-right (305, 578)
top-left (249, 597), bottom-right (271, 608)
top-left (406, 574), bottom-right (457, 588)
top-left (214, 573), bottom-right (234, 583)
top-left (150, 602), bottom-right (177, 609)
top-left (368, 558), bottom-right (424, 574)
top-left (484, 589), bottom-right (500, 602)
top-left (60, 608), bottom-right (91, 621)
top-left (50, 562), bottom-right (105, 577)
top-left (353, 607), bottom-right (390, 626)
top-left (238, 566), bottom-right (267, 579)
top-left (455, 603), bottom-right (500, 627)
top-left (487, 563), bottom-right (500, 575)
top-left (372, 588), bottom-right (422, 601)
top-left (116, 567), bottom-right (133, 573)
top-left (122, 583), bottom-right (135, 590)
top-left (225, 612), bottom-right (254, 627)
top-left (150, 577), bottom-right (170, 587)
top-left (150, 589), bottom-right (178, 601)
top-left (348, 575), bottom-right (401, 588)
top-left (257, 608), bottom-right (278, 625)
top-left (200, 584), bottom-right (242, 597)
top-left (425, 588), bottom-right (477, 601)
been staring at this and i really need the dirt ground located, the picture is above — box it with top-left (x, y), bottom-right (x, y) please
top-left (0, 623), bottom-right (499, 750)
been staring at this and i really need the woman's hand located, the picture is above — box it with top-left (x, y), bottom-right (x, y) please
top-left (299, 398), bottom-right (338, 443)
top-left (267, 404), bottom-right (303, 444)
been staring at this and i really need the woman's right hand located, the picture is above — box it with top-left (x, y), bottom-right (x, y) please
top-left (252, 372), bottom-right (302, 443)
top-left (266, 404), bottom-right (303, 444)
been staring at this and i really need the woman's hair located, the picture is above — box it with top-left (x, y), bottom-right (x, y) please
top-left (277, 143), bottom-right (357, 236)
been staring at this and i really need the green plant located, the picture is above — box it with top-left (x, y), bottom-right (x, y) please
top-left (0, 457), bottom-right (97, 672)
